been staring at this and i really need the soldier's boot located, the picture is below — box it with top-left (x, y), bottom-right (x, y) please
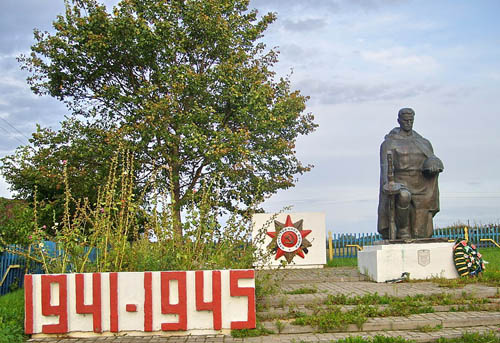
top-left (396, 204), bottom-right (411, 239)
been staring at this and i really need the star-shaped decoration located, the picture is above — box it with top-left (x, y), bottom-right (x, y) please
top-left (266, 215), bottom-right (312, 263)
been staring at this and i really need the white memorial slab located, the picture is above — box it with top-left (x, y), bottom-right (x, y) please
top-left (25, 270), bottom-right (255, 337)
top-left (357, 242), bottom-right (459, 282)
top-left (252, 212), bottom-right (326, 269)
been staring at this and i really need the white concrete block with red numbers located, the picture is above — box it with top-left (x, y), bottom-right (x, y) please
top-left (25, 270), bottom-right (255, 336)
top-left (252, 212), bottom-right (326, 268)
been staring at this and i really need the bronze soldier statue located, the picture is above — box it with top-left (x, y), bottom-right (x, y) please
top-left (377, 108), bottom-right (444, 239)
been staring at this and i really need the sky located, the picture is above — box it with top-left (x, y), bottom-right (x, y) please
top-left (1, 0), bottom-right (500, 234)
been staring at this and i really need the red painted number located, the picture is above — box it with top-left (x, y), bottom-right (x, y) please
top-left (161, 271), bottom-right (187, 331)
top-left (75, 273), bottom-right (102, 332)
top-left (229, 270), bottom-right (256, 330)
top-left (41, 275), bottom-right (68, 333)
top-left (144, 272), bottom-right (153, 331)
top-left (109, 273), bottom-right (119, 332)
top-left (24, 275), bottom-right (34, 334)
top-left (195, 270), bottom-right (222, 330)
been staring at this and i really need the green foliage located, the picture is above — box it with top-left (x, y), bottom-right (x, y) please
top-left (331, 333), bottom-right (500, 343)
top-left (231, 323), bottom-right (274, 338)
top-left (0, 120), bottom-right (120, 235)
top-left (0, 198), bottom-right (33, 244)
top-left (292, 305), bottom-right (372, 332)
top-left (274, 319), bottom-right (286, 333)
top-left (417, 324), bottom-right (442, 332)
top-left (10, 148), bottom-right (270, 273)
top-left (255, 271), bottom-right (280, 300)
top-left (327, 257), bottom-right (358, 267)
top-left (293, 292), bottom-right (489, 332)
top-left (324, 292), bottom-right (486, 308)
top-left (334, 336), bottom-right (414, 343)
top-left (429, 247), bottom-right (500, 287)
top-left (436, 331), bottom-right (500, 343)
top-left (8, 0), bottom-right (317, 235)
top-left (285, 287), bottom-right (318, 295)
top-left (481, 247), bottom-right (500, 282)
top-left (0, 290), bottom-right (26, 343)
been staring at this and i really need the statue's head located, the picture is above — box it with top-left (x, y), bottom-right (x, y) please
top-left (397, 108), bottom-right (414, 132)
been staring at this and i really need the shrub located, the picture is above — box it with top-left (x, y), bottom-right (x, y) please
top-left (9, 148), bottom-right (271, 274)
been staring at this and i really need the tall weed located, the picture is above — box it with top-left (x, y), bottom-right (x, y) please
top-left (11, 148), bottom-right (270, 273)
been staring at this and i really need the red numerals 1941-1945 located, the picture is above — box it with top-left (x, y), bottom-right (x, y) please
top-left (25, 270), bottom-right (255, 334)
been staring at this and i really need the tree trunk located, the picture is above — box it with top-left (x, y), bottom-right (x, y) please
top-left (172, 196), bottom-right (183, 239)
top-left (171, 159), bottom-right (183, 239)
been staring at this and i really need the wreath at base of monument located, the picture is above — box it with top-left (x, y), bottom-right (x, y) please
top-left (453, 239), bottom-right (485, 277)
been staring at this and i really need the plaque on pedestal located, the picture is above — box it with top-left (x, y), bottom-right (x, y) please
top-left (358, 242), bottom-right (459, 282)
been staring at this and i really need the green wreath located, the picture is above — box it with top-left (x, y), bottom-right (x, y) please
top-left (453, 239), bottom-right (485, 277)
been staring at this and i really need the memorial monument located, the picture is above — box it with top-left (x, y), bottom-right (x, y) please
top-left (377, 108), bottom-right (444, 240)
top-left (358, 108), bottom-right (457, 282)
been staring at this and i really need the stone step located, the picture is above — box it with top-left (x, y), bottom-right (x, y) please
top-left (257, 267), bottom-right (368, 283)
top-left (235, 326), bottom-right (500, 343)
top-left (26, 325), bottom-right (500, 343)
top-left (258, 301), bottom-right (500, 321)
top-left (258, 311), bottom-right (500, 335)
top-left (259, 284), bottom-right (500, 308)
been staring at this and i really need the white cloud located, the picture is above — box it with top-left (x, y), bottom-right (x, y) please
top-left (361, 47), bottom-right (439, 72)
top-left (0, 75), bottom-right (26, 89)
top-left (282, 18), bottom-right (328, 32)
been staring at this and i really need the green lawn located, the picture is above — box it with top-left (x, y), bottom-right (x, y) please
top-left (477, 246), bottom-right (500, 283)
top-left (331, 331), bottom-right (500, 342)
top-left (0, 289), bottom-right (25, 343)
top-left (327, 257), bottom-right (357, 267)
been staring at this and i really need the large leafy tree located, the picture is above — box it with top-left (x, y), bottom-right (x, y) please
top-left (8, 0), bottom-right (316, 235)
top-left (1, 119), bottom-right (121, 232)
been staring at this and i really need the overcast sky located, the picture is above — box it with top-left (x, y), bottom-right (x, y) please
top-left (1, 0), bottom-right (499, 234)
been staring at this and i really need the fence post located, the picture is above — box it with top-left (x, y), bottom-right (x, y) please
top-left (328, 231), bottom-right (333, 261)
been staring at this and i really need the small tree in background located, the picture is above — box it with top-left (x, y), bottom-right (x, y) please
top-left (3, 0), bottom-right (317, 236)
top-left (0, 198), bottom-right (33, 245)
top-left (1, 119), bottom-right (122, 234)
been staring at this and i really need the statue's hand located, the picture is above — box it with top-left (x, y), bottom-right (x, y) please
top-left (427, 165), bottom-right (443, 175)
top-left (383, 181), bottom-right (402, 195)
top-left (422, 156), bottom-right (444, 176)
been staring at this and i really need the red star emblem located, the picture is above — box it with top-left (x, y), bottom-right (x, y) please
top-left (267, 215), bottom-right (312, 263)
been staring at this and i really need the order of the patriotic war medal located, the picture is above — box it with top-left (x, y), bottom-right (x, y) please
top-left (267, 215), bottom-right (312, 263)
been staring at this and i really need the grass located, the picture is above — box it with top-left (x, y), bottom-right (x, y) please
top-left (292, 305), bottom-right (369, 332)
top-left (230, 323), bottom-right (274, 338)
top-left (0, 289), bottom-right (26, 343)
top-left (430, 247), bottom-right (500, 287)
top-left (292, 302), bottom-right (435, 332)
top-left (436, 331), bottom-right (500, 342)
top-left (333, 336), bottom-right (414, 343)
top-left (260, 291), bottom-right (490, 324)
top-left (285, 287), bottom-right (318, 295)
top-left (327, 257), bottom-right (357, 268)
top-left (274, 319), bottom-right (286, 333)
top-left (330, 332), bottom-right (500, 343)
top-left (417, 324), bottom-right (443, 332)
top-left (292, 292), bottom-right (491, 332)
top-left (324, 292), bottom-right (487, 307)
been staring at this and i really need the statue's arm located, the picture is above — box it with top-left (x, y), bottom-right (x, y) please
top-left (380, 141), bottom-right (389, 185)
top-left (424, 138), bottom-right (435, 154)
top-left (422, 138), bottom-right (444, 174)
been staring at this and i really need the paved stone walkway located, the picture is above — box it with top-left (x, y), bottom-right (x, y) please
top-left (27, 326), bottom-right (500, 343)
top-left (259, 311), bottom-right (500, 334)
top-left (27, 268), bottom-right (500, 343)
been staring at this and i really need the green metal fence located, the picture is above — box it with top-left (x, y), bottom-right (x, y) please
top-left (327, 226), bottom-right (500, 259)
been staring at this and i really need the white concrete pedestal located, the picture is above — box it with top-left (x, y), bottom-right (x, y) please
top-left (357, 242), bottom-right (459, 282)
